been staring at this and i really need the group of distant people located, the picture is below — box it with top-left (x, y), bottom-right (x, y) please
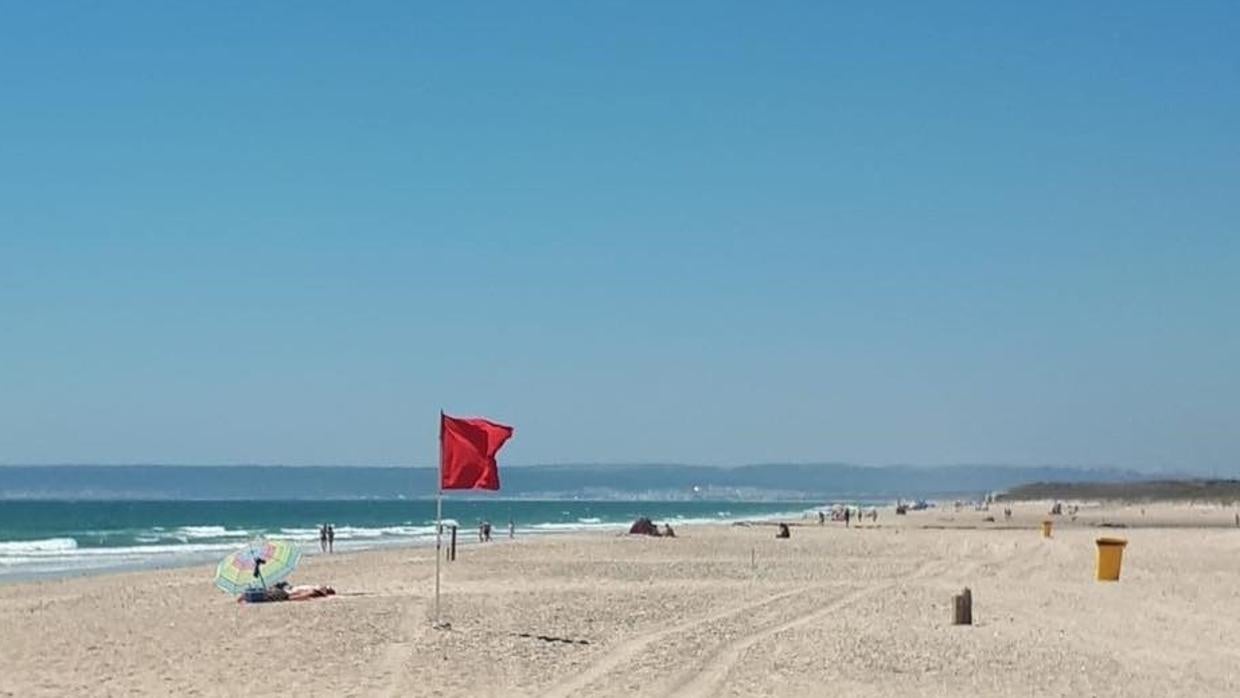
top-left (812, 507), bottom-right (877, 528)
top-left (318, 523), bottom-right (336, 553)
top-left (627, 517), bottom-right (675, 537)
top-left (477, 519), bottom-right (517, 542)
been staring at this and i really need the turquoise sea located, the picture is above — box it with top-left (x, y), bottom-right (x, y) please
top-left (0, 499), bottom-right (816, 581)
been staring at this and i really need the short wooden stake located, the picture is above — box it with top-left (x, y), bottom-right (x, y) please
top-left (953, 587), bottom-right (973, 626)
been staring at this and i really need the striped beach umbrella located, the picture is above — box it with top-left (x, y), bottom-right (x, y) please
top-left (215, 538), bottom-right (301, 594)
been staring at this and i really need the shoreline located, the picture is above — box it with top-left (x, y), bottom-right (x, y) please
top-left (0, 515), bottom-right (810, 587)
top-left (6, 497), bottom-right (1238, 587)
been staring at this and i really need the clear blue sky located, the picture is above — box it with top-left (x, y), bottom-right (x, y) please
top-left (1, 3), bottom-right (1236, 471)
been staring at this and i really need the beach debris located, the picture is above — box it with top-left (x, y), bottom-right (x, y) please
top-left (514, 633), bottom-right (590, 645)
top-left (953, 587), bottom-right (973, 626)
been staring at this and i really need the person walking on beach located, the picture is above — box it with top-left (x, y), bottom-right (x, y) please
top-left (844, 507), bottom-right (851, 528)
top-left (319, 524), bottom-right (328, 553)
top-left (326, 524), bottom-right (335, 553)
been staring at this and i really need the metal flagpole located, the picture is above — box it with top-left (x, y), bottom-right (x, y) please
top-left (434, 488), bottom-right (442, 626)
top-left (434, 410), bottom-right (445, 628)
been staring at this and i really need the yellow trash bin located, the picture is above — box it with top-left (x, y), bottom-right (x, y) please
top-left (1096, 538), bottom-right (1127, 581)
top-left (1041, 520), bottom-right (1053, 538)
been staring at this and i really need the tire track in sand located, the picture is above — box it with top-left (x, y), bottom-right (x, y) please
top-left (667, 559), bottom-right (951, 698)
top-left (540, 583), bottom-right (818, 698)
top-left (669, 537), bottom-right (1036, 698)
top-left (375, 590), bottom-right (430, 697)
top-left (545, 558), bottom-right (954, 698)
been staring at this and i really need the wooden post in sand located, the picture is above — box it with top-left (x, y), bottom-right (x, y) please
top-left (449, 525), bottom-right (458, 562)
top-left (953, 588), bottom-right (973, 626)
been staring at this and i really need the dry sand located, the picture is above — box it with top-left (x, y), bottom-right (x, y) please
top-left (3, 501), bottom-right (1240, 697)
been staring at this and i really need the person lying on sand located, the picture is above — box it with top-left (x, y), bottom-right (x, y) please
top-left (286, 584), bottom-right (336, 601)
top-left (238, 582), bottom-right (336, 603)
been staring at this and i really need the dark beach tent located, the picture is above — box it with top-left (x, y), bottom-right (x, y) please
top-left (628, 517), bottom-right (659, 536)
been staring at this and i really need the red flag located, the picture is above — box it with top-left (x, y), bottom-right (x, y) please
top-left (439, 413), bottom-right (514, 490)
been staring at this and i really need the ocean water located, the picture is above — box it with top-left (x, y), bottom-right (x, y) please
top-left (0, 499), bottom-right (814, 582)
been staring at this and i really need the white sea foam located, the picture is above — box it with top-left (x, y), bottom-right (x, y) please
top-left (0, 537), bottom-right (79, 554)
top-left (330, 526), bottom-right (384, 539)
top-left (0, 505), bottom-right (811, 581)
top-left (277, 525), bottom-right (439, 543)
top-left (529, 522), bottom-right (627, 532)
top-left (336, 525), bottom-right (438, 539)
top-left (16, 542), bottom-right (240, 559)
top-left (176, 526), bottom-right (249, 539)
top-left (277, 528), bottom-right (323, 541)
top-left (0, 540), bottom-right (244, 579)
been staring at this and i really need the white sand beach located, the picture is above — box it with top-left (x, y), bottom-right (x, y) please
top-left (3, 501), bottom-right (1239, 697)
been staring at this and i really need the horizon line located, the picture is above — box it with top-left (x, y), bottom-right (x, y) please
top-left (0, 461), bottom-right (1171, 473)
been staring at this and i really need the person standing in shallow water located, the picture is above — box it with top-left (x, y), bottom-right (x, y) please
top-left (319, 524), bottom-right (328, 553)
top-left (326, 524), bottom-right (335, 553)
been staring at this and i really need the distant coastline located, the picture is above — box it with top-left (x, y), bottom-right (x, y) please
top-left (0, 463), bottom-right (1154, 501)
top-left (999, 479), bottom-right (1240, 503)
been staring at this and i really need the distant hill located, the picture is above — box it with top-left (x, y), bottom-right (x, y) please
top-left (998, 479), bottom-right (1240, 502)
top-left (0, 464), bottom-right (1149, 501)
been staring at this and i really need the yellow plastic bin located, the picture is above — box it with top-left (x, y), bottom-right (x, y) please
top-left (1041, 520), bottom-right (1053, 538)
top-left (1096, 538), bottom-right (1127, 581)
